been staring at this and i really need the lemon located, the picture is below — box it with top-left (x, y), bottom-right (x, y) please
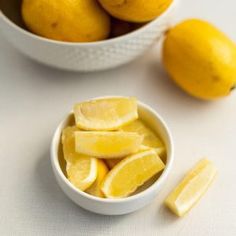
top-left (62, 127), bottom-right (97, 191)
top-left (22, 0), bottom-right (110, 42)
top-left (165, 159), bottom-right (217, 217)
top-left (74, 97), bottom-right (138, 131)
top-left (106, 145), bottom-right (166, 169)
top-left (163, 19), bottom-right (236, 100)
top-left (75, 131), bottom-right (143, 158)
top-left (86, 160), bottom-right (109, 198)
top-left (120, 119), bottom-right (164, 148)
top-left (101, 149), bottom-right (165, 198)
top-left (99, 0), bottom-right (173, 23)
top-left (66, 155), bottom-right (98, 191)
top-left (62, 126), bottom-right (80, 163)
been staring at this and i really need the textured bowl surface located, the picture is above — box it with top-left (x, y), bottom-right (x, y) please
top-left (0, 0), bottom-right (177, 71)
top-left (50, 98), bottom-right (174, 215)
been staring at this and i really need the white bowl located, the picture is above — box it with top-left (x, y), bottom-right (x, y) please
top-left (50, 99), bottom-right (174, 215)
top-left (0, 0), bottom-right (177, 72)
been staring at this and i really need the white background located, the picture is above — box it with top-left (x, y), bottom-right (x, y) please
top-left (0, 0), bottom-right (236, 235)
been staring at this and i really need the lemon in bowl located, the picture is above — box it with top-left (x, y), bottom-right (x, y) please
top-left (50, 96), bottom-right (174, 215)
top-left (0, 0), bottom-right (177, 71)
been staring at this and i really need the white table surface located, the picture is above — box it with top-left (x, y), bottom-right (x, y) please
top-left (1, 0), bottom-right (236, 235)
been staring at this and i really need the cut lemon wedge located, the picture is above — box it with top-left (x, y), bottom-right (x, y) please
top-left (62, 126), bottom-right (98, 191)
top-left (66, 156), bottom-right (98, 191)
top-left (165, 159), bottom-right (217, 217)
top-left (75, 131), bottom-right (143, 158)
top-left (74, 97), bottom-right (138, 131)
top-left (86, 159), bottom-right (109, 198)
top-left (105, 145), bottom-right (166, 169)
top-left (120, 119), bottom-right (164, 148)
top-left (62, 126), bottom-right (81, 163)
top-left (101, 149), bottom-right (165, 198)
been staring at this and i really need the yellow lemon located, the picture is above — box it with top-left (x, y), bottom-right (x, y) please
top-left (62, 127), bottom-right (98, 191)
top-left (99, 0), bottom-right (173, 23)
top-left (165, 159), bottom-right (217, 217)
top-left (75, 131), bottom-right (143, 158)
top-left (101, 149), bottom-right (165, 198)
top-left (74, 97), bottom-right (138, 131)
top-left (86, 160), bottom-right (109, 198)
top-left (66, 155), bottom-right (98, 191)
top-left (22, 0), bottom-right (110, 42)
top-left (106, 145), bottom-right (165, 169)
top-left (163, 19), bottom-right (236, 100)
top-left (62, 126), bottom-right (80, 164)
top-left (120, 119), bottom-right (164, 148)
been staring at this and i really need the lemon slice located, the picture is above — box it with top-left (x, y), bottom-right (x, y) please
top-left (165, 159), bottom-right (217, 217)
top-left (74, 97), bottom-right (138, 131)
top-left (66, 155), bottom-right (98, 191)
top-left (105, 145), bottom-right (166, 169)
top-left (101, 149), bottom-right (165, 198)
top-left (62, 126), bottom-right (98, 191)
top-left (62, 126), bottom-right (81, 163)
top-left (120, 119), bottom-right (164, 148)
top-left (86, 159), bottom-right (109, 198)
top-left (75, 131), bottom-right (143, 158)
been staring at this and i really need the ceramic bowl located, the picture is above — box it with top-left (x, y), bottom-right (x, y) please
top-left (50, 98), bottom-right (174, 215)
top-left (0, 0), bottom-right (177, 71)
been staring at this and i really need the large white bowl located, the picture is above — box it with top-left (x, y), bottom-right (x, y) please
top-left (50, 98), bottom-right (174, 215)
top-left (0, 0), bottom-right (177, 72)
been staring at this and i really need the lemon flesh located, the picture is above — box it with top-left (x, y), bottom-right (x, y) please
top-left (62, 126), bottom-right (80, 163)
top-left (75, 131), bottom-right (143, 158)
top-left (165, 159), bottom-right (217, 217)
top-left (22, 0), bottom-right (110, 42)
top-left (120, 119), bottom-right (164, 148)
top-left (101, 150), bottom-right (165, 198)
top-left (74, 97), bottom-right (138, 131)
top-left (163, 19), bottom-right (236, 99)
top-left (106, 145), bottom-right (165, 169)
top-left (62, 127), bottom-right (97, 191)
top-left (86, 160), bottom-right (109, 198)
top-left (99, 0), bottom-right (173, 22)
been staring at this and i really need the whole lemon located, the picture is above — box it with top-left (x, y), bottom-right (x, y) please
top-left (163, 19), bottom-right (236, 100)
top-left (98, 0), bottom-right (173, 23)
top-left (22, 0), bottom-right (110, 42)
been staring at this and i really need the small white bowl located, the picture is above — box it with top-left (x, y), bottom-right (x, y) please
top-left (0, 0), bottom-right (177, 72)
top-left (50, 99), bottom-right (174, 215)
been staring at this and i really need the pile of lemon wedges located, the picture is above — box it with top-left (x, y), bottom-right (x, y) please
top-left (62, 97), bottom-right (166, 198)
top-left (62, 97), bottom-right (217, 217)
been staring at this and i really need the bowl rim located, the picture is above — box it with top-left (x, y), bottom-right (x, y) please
top-left (50, 97), bottom-right (174, 203)
top-left (0, 0), bottom-right (177, 47)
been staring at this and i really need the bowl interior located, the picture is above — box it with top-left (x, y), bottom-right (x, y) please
top-left (0, 0), bottom-right (26, 29)
top-left (56, 103), bottom-right (172, 198)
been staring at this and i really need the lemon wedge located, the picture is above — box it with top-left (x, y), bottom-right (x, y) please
top-left (75, 131), bottom-right (143, 158)
top-left (74, 97), bottom-right (138, 131)
top-left (62, 126), bottom-right (80, 163)
top-left (66, 156), bottom-right (98, 191)
top-left (120, 119), bottom-right (164, 148)
top-left (101, 149), bottom-right (165, 198)
top-left (86, 159), bottom-right (109, 198)
top-left (62, 126), bottom-right (98, 191)
top-left (165, 159), bottom-right (217, 217)
top-left (105, 145), bottom-right (166, 169)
